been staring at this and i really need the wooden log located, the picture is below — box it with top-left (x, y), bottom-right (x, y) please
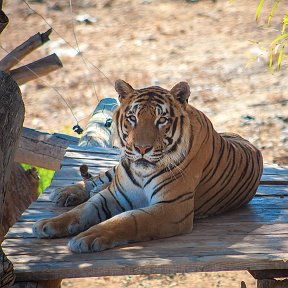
top-left (78, 97), bottom-right (119, 148)
top-left (15, 128), bottom-right (79, 171)
top-left (0, 29), bottom-right (52, 72)
top-left (9, 53), bottom-right (63, 86)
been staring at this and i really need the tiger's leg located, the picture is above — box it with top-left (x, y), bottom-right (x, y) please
top-left (33, 185), bottom-right (135, 239)
top-left (49, 166), bottom-right (116, 207)
top-left (87, 166), bottom-right (116, 197)
top-left (69, 197), bottom-right (195, 253)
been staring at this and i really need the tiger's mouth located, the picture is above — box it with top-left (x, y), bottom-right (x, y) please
top-left (134, 158), bottom-right (156, 168)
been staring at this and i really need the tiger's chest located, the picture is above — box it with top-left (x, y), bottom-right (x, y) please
top-left (117, 162), bottom-right (173, 208)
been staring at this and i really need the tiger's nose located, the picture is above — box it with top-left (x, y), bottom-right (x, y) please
top-left (134, 145), bottom-right (153, 155)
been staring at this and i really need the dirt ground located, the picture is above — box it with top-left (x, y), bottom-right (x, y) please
top-left (2, 0), bottom-right (288, 287)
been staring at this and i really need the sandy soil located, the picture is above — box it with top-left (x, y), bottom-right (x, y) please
top-left (1, 0), bottom-right (287, 287)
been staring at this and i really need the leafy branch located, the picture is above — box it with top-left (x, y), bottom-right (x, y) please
top-left (256, 0), bottom-right (288, 72)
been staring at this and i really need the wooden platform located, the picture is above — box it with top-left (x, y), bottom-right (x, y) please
top-left (3, 146), bottom-right (288, 283)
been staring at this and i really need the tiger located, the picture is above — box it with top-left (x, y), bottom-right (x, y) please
top-left (33, 79), bottom-right (263, 253)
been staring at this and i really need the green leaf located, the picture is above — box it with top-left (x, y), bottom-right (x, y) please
top-left (269, 50), bottom-right (274, 73)
top-left (256, 0), bottom-right (266, 21)
top-left (268, 0), bottom-right (281, 25)
top-left (271, 32), bottom-right (288, 45)
top-left (277, 45), bottom-right (285, 71)
top-left (282, 14), bottom-right (288, 34)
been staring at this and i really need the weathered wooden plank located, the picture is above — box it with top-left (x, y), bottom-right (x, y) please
top-left (5, 231), bottom-right (288, 252)
top-left (256, 185), bottom-right (288, 196)
top-left (64, 151), bottom-right (120, 161)
top-left (8, 253), bottom-right (288, 281)
top-left (6, 247), bottom-right (288, 268)
top-left (7, 221), bottom-right (288, 240)
top-left (263, 165), bottom-right (288, 175)
top-left (66, 145), bottom-right (120, 155)
top-left (23, 195), bottom-right (288, 212)
top-left (53, 166), bottom-right (110, 181)
top-left (60, 157), bottom-right (117, 168)
top-left (48, 179), bottom-right (83, 188)
top-left (43, 184), bottom-right (288, 199)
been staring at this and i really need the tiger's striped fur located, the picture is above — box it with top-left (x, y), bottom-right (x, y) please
top-left (33, 80), bottom-right (263, 253)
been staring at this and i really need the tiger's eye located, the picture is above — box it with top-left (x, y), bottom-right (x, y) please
top-left (158, 117), bottom-right (168, 125)
top-left (128, 115), bottom-right (136, 122)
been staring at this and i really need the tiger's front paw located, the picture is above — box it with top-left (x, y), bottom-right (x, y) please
top-left (68, 228), bottom-right (122, 253)
top-left (33, 219), bottom-right (60, 238)
top-left (33, 216), bottom-right (81, 238)
top-left (49, 183), bottom-right (88, 207)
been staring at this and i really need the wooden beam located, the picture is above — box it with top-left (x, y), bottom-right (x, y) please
top-left (9, 53), bottom-right (63, 85)
top-left (0, 29), bottom-right (52, 72)
top-left (15, 128), bottom-right (79, 171)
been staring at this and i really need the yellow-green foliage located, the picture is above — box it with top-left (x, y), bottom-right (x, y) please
top-left (21, 164), bottom-right (55, 194)
top-left (256, 0), bottom-right (288, 72)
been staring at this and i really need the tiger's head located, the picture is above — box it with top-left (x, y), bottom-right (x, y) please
top-left (113, 80), bottom-right (193, 173)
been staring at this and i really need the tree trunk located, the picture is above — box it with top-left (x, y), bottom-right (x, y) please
top-left (0, 71), bottom-right (25, 239)
top-left (0, 72), bottom-right (39, 286)
top-left (0, 71), bottom-right (22, 286)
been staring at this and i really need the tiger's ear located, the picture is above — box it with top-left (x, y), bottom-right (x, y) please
top-left (115, 79), bottom-right (134, 101)
top-left (170, 82), bottom-right (190, 104)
